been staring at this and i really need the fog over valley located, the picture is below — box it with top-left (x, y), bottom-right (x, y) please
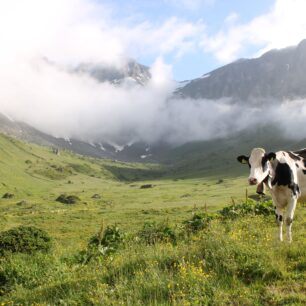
top-left (2, 0), bottom-right (306, 148)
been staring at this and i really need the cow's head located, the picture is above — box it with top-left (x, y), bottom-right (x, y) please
top-left (237, 148), bottom-right (276, 185)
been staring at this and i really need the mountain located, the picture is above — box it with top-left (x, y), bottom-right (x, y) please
top-left (0, 113), bottom-right (169, 162)
top-left (176, 39), bottom-right (306, 104)
top-left (75, 60), bottom-right (151, 86)
top-left (0, 59), bottom-right (154, 162)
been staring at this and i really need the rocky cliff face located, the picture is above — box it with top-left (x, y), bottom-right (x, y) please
top-left (76, 60), bottom-right (151, 86)
top-left (176, 39), bottom-right (306, 104)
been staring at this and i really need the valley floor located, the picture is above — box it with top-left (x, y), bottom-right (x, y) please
top-left (1, 134), bottom-right (306, 305)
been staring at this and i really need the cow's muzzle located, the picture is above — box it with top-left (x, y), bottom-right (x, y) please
top-left (248, 178), bottom-right (258, 185)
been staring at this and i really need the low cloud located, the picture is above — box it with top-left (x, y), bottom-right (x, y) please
top-left (3, 54), bottom-right (306, 146)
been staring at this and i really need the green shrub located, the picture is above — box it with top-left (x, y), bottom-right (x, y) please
top-left (218, 200), bottom-right (274, 219)
top-left (89, 224), bottom-right (124, 254)
top-left (254, 200), bottom-right (275, 216)
top-left (137, 221), bottom-right (177, 245)
top-left (0, 226), bottom-right (52, 255)
top-left (76, 225), bottom-right (125, 264)
top-left (183, 213), bottom-right (215, 233)
top-left (0, 271), bottom-right (10, 296)
top-left (2, 193), bottom-right (14, 199)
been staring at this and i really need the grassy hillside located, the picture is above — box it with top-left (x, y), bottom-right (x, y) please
top-left (0, 133), bottom-right (249, 249)
top-left (1, 133), bottom-right (306, 305)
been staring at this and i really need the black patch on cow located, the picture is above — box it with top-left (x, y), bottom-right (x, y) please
top-left (303, 170), bottom-right (306, 175)
top-left (293, 184), bottom-right (300, 196)
top-left (279, 215), bottom-right (283, 222)
top-left (287, 151), bottom-right (301, 161)
top-left (296, 163), bottom-right (299, 168)
top-left (267, 152), bottom-right (276, 161)
top-left (294, 148), bottom-right (306, 159)
top-left (272, 162), bottom-right (300, 196)
top-left (261, 155), bottom-right (269, 172)
top-left (263, 174), bottom-right (270, 184)
top-left (237, 155), bottom-right (250, 168)
top-left (293, 149), bottom-right (306, 167)
top-left (286, 217), bottom-right (293, 225)
top-left (256, 182), bottom-right (265, 195)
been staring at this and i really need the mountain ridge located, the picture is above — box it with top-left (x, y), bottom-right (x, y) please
top-left (176, 39), bottom-right (306, 104)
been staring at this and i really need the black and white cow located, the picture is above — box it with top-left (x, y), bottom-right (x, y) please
top-left (237, 148), bottom-right (306, 242)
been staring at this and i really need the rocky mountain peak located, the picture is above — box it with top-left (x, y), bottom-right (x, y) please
top-left (176, 39), bottom-right (306, 104)
top-left (76, 60), bottom-right (151, 86)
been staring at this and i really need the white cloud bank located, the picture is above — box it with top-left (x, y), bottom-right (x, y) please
top-left (0, 0), bottom-right (206, 144)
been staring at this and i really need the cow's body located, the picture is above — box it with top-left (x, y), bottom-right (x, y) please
top-left (238, 148), bottom-right (306, 242)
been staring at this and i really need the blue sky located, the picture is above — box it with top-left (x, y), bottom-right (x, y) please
top-left (97, 0), bottom-right (277, 80)
top-left (2, 0), bottom-right (306, 83)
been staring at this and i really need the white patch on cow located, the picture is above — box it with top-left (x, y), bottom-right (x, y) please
top-left (248, 148), bottom-right (269, 183)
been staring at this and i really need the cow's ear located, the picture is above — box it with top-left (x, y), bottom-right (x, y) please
top-left (267, 152), bottom-right (276, 161)
top-left (237, 155), bottom-right (249, 164)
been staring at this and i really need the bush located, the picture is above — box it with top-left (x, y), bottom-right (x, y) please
top-left (137, 221), bottom-right (176, 245)
top-left (140, 184), bottom-right (153, 189)
top-left (254, 200), bottom-right (275, 216)
top-left (89, 224), bottom-right (124, 255)
top-left (183, 213), bottom-right (215, 233)
top-left (0, 271), bottom-right (10, 296)
top-left (56, 194), bottom-right (80, 204)
top-left (0, 226), bottom-right (52, 255)
top-left (218, 199), bottom-right (274, 220)
top-left (76, 225), bottom-right (125, 264)
top-left (2, 193), bottom-right (14, 199)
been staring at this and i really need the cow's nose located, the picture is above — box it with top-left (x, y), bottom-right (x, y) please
top-left (248, 178), bottom-right (257, 185)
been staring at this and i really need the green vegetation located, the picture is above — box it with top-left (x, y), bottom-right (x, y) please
top-left (0, 226), bottom-right (51, 255)
top-left (137, 221), bottom-right (177, 245)
top-left (0, 133), bottom-right (306, 305)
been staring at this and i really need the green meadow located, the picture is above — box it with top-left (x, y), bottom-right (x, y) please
top-left (1, 133), bottom-right (306, 305)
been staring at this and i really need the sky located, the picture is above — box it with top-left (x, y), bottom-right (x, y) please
top-left (2, 0), bottom-right (306, 80)
top-left (1, 0), bottom-right (306, 145)
top-left (93, 0), bottom-right (304, 80)
top-left (100, 0), bottom-right (275, 80)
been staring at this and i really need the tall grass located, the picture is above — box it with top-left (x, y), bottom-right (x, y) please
top-left (1, 211), bottom-right (306, 305)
